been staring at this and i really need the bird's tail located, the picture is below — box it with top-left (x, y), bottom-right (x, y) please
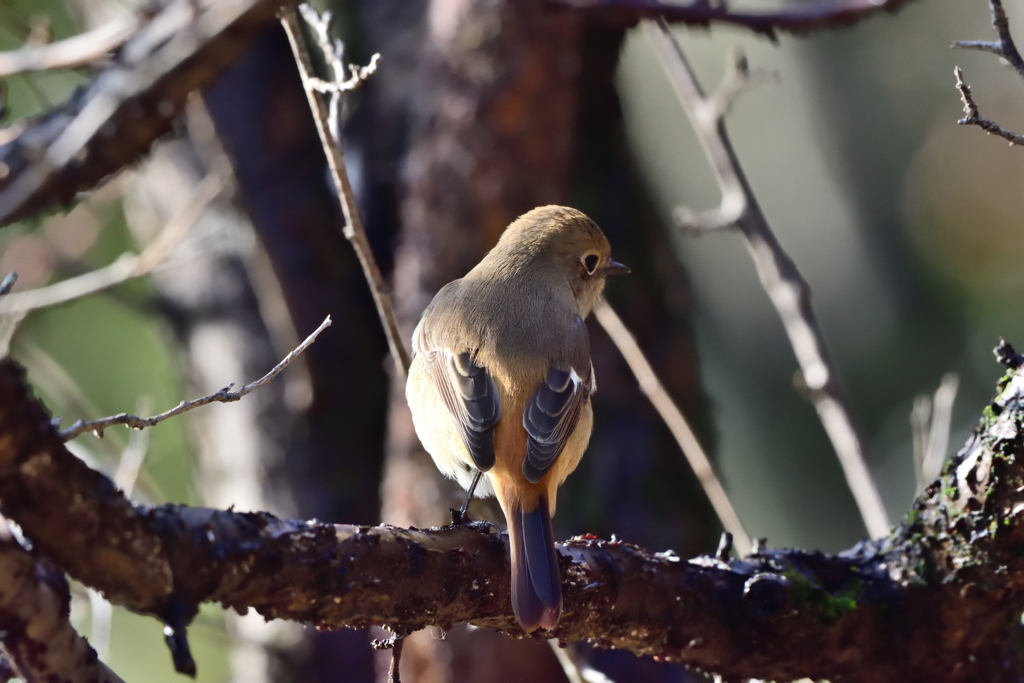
top-left (507, 495), bottom-right (562, 632)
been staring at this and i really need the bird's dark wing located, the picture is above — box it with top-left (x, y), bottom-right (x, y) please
top-left (419, 339), bottom-right (502, 471)
top-left (521, 363), bottom-right (593, 483)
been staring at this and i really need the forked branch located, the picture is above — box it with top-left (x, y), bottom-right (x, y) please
top-left (953, 0), bottom-right (1024, 145)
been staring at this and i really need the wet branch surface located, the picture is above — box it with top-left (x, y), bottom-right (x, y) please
top-left (4, 354), bottom-right (1024, 681)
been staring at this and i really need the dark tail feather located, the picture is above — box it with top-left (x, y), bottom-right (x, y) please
top-left (509, 497), bottom-right (562, 631)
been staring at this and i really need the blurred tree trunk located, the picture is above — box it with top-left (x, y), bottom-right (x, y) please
top-left (357, 1), bottom-right (713, 681)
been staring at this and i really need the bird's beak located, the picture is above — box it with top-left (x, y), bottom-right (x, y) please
top-left (603, 259), bottom-right (630, 276)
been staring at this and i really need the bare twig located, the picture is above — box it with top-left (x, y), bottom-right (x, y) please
top-left (0, 168), bottom-right (225, 316)
top-left (88, 588), bottom-right (113, 661)
top-left (911, 395), bottom-right (931, 494)
top-left (280, 6), bottom-right (410, 381)
top-left (594, 299), bottom-right (751, 554)
top-left (0, 12), bottom-right (142, 78)
top-left (551, 0), bottom-right (917, 40)
top-left (925, 373), bottom-right (959, 481)
top-left (296, 5), bottom-right (380, 143)
top-left (953, 0), bottom-right (1024, 79)
top-left (59, 315), bottom-right (332, 440)
top-left (645, 19), bottom-right (891, 539)
top-left (388, 636), bottom-right (404, 683)
top-left (952, 0), bottom-right (1024, 145)
top-left (953, 66), bottom-right (1024, 145)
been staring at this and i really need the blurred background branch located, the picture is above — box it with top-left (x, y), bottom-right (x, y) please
top-left (911, 372), bottom-right (959, 495)
top-left (0, 0), bottom-right (298, 225)
top-left (0, 11), bottom-right (142, 78)
top-left (0, 167), bottom-right (225, 318)
top-left (645, 17), bottom-right (891, 539)
top-left (551, 0), bottom-right (918, 40)
top-left (594, 298), bottom-right (751, 554)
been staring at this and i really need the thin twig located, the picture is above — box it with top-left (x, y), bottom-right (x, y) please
top-left (952, 0), bottom-right (1024, 145)
top-left (925, 373), bottom-right (959, 482)
top-left (297, 5), bottom-right (380, 143)
top-left (59, 315), bottom-right (332, 440)
top-left (280, 6), bottom-right (410, 381)
top-left (594, 299), bottom-right (751, 554)
top-left (0, 12), bottom-right (141, 78)
top-left (645, 19), bottom-right (890, 539)
top-left (953, 0), bottom-right (1024, 79)
top-left (953, 65), bottom-right (1024, 145)
top-left (388, 636), bottom-right (403, 683)
top-left (0, 168), bottom-right (225, 316)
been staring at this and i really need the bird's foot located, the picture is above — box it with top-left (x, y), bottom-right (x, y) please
top-left (449, 507), bottom-right (470, 526)
top-left (465, 519), bottom-right (501, 535)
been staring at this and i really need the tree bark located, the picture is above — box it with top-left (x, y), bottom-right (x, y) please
top-left (4, 349), bottom-right (1024, 680)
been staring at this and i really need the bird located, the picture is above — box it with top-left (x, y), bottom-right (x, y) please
top-left (405, 205), bottom-right (628, 632)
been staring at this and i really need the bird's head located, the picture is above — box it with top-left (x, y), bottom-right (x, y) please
top-left (492, 206), bottom-right (629, 317)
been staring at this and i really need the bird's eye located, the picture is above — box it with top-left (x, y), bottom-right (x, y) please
top-left (582, 254), bottom-right (599, 274)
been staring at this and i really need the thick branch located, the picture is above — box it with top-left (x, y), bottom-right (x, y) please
top-left (645, 19), bottom-right (891, 538)
top-left (4, 351), bottom-right (1024, 679)
top-left (0, 0), bottom-right (298, 225)
top-left (0, 527), bottom-right (123, 682)
top-left (554, 0), bottom-right (917, 41)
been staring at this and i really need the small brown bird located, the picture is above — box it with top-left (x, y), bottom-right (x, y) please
top-left (406, 206), bottom-right (628, 632)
